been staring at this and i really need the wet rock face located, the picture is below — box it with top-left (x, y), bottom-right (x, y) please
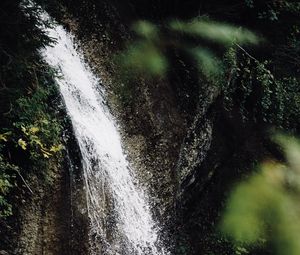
top-left (177, 84), bottom-right (219, 196)
top-left (178, 119), bottom-right (213, 195)
top-left (16, 161), bottom-right (71, 255)
top-left (31, 1), bottom-right (274, 254)
top-left (47, 1), bottom-right (227, 253)
top-left (176, 102), bottom-right (272, 254)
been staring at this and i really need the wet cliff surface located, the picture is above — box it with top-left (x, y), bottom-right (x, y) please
top-left (42, 1), bottom-right (230, 253)
top-left (2, 0), bottom-right (300, 254)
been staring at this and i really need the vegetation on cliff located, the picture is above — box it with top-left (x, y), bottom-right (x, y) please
top-left (0, 0), bottom-right (64, 250)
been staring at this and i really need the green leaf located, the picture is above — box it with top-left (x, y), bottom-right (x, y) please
top-left (191, 48), bottom-right (222, 78)
top-left (18, 138), bottom-right (27, 150)
top-left (170, 19), bottom-right (259, 46)
top-left (29, 126), bottom-right (39, 134)
top-left (132, 21), bottom-right (159, 40)
top-left (119, 41), bottom-right (168, 76)
top-left (50, 144), bottom-right (64, 153)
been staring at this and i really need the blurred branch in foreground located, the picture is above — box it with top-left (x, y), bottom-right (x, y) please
top-left (117, 18), bottom-right (259, 79)
top-left (221, 134), bottom-right (300, 255)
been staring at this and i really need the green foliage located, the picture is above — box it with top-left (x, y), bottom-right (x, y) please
top-left (246, 1), bottom-right (300, 22)
top-left (115, 18), bottom-right (258, 107)
top-left (223, 52), bottom-right (300, 130)
top-left (133, 21), bottom-right (159, 40)
top-left (191, 48), bottom-right (222, 80)
top-left (13, 85), bottom-right (63, 160)
top-left (0, 0), bottom-right (63, 222)
top-left (0, 0), bottom-right (53, 117)
top-left (0, 82), bottom-right (63, 218)
top-left (117, 18), bottom-right (258, 81)
top-left (221, 135), bottom-right (300, 255)
top-left (117, 20), bottom-right (167, 79)
top-left (0, 153), bottom-right (17, 218)
top-left (114, 0), bottom-right (300, 132)
top-left (119, 41), bottom-right (168, 77)
top-left (234, 245), bottom-right (249, 255)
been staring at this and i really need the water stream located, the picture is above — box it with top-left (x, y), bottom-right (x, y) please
top-left (38, 9), bottom-right (168, 255)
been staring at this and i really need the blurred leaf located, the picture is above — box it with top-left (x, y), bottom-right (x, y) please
top-left (119, 41), bottom-right (168, 77)
top-left (221, 136), bottom-right (300, 255)
top-left (273, 134), bottom-right (300, 173)
top-left (132, 20), bottom-right (159, 40)
top-left (170, 19), bottom-right (259, 46)
top-left (191, 48), bottom-right (222, 78)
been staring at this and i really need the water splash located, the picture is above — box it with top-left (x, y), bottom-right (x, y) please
top-left (37, 7), bottom-right (168, 255)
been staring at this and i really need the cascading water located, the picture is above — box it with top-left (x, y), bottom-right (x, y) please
top-left (37, 8), bottom-right (169, 255)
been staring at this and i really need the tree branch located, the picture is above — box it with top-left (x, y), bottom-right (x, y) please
top-left (15, 170), bottom-right (34, 195)
top-left (235, 43), bottom-right (259, 62)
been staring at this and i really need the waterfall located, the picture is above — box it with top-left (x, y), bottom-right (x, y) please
top-left (37, 9), bottom-right (169, 255)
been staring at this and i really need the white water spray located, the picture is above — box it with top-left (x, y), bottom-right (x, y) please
top-left (37, 9), bottom-right (168, 255)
